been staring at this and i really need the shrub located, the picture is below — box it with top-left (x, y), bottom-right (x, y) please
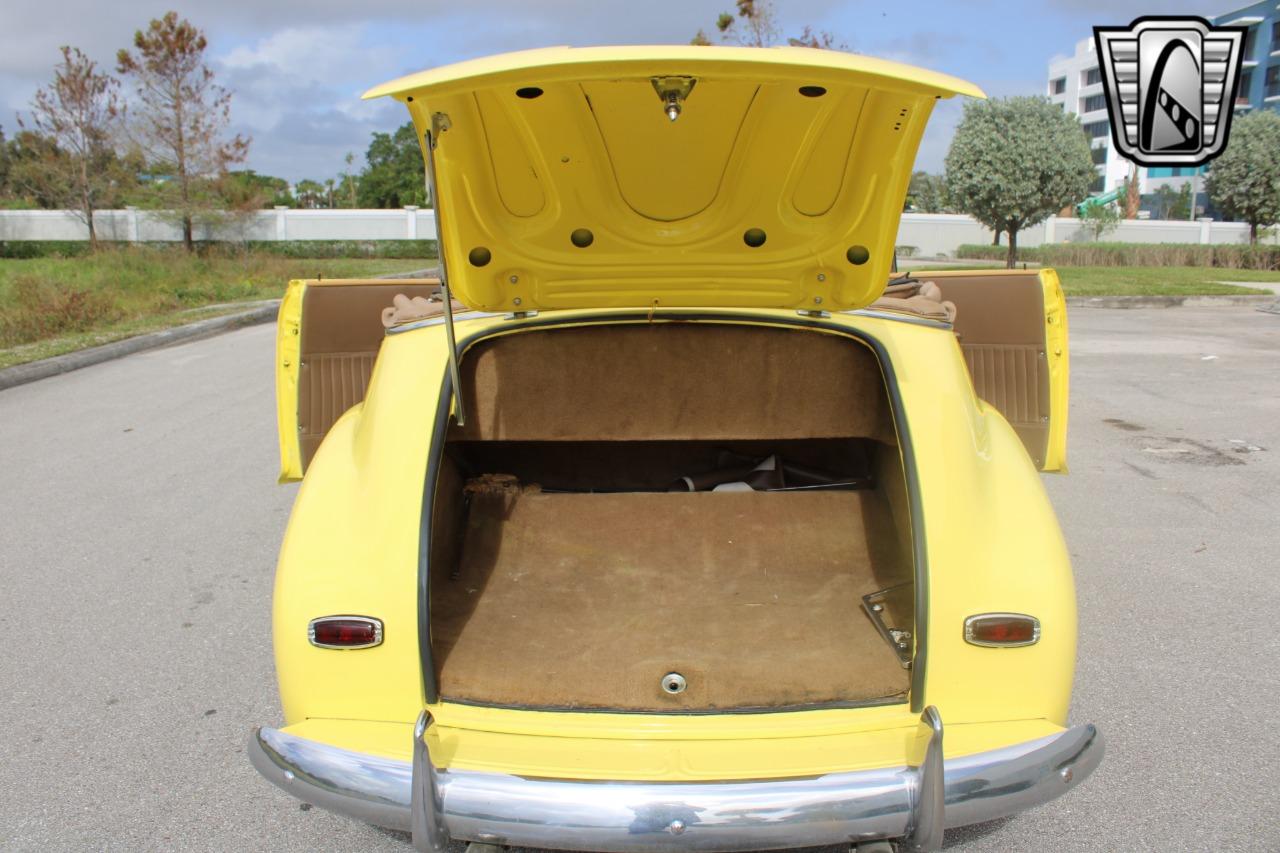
top-left (954, 242), bottom-right (1280, 270)
top-left (0, 275), bottom-right (120, 345)
top-left (0, 241), bottom-right (94, 259)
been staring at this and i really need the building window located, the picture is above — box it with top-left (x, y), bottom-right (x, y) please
top-left (1244, 26), bottom-right (1257, 58)
top-left (1239, 68), bottom-right (1253, 103)
top-left (1080, 93), bottom-right (1107, 113)
top-left (1273, 20), bottom-right (1280, 48)
top-left (1089, 174), bottom-right (1105, 193)
top-left (1082, 67), bottom-right (1102, 87)
top-left (1091, 145), bottom-right (1108, 165)
top-left (1083, 119), bottom-right (1110, 138)
top-left (1267, 65), bottom-right (1280, 99)
top-left (1050, 77), bottom-right (1066, 95)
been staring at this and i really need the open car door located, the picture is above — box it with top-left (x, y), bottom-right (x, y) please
top-left (924, 269), bottom-right (1069, 472)
top-left (276, 278), bottom-right (440, 482)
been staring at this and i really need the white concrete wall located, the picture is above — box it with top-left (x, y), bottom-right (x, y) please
top-left (2, 208), bottom-right (1275, 256)
top-left (0, 207), bottom-right (437, 244)
top-left (895, 214), bottom-right (995, 257)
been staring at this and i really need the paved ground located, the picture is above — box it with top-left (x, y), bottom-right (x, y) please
top-left (1, 306), bottom-right (1277, 851)
top-left (1218, 280), bottom-right (1280, 295)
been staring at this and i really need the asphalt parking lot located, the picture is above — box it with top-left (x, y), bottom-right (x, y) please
top-left (1, 304), bottom-right (1277, 851)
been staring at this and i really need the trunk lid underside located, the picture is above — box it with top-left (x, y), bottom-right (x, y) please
top-left (365, 46), bottom-right (983, 312)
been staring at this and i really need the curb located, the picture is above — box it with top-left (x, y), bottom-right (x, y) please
top-left (1066, 294), bottom-right (1277, 309)
top-left (0, 300), bottom-right (280, 392)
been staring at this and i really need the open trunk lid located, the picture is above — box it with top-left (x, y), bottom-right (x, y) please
top-left (364, 46), bottom-right (982, 312)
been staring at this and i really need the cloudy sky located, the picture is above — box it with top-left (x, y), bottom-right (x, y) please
top-left (2, 0), bottom-right (1214, 183)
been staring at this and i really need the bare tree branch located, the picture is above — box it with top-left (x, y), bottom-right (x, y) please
top-left (116, 12), bottom-right (249, 250)
top-left (15, 46), bottom-right (125, 247)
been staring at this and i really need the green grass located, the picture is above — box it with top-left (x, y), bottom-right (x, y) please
top-left (3, 248), bottom-right (1275, 371)
top-left (0, 246), bottom-right (435, 369)
top-left (908, 265), bottom-right (1277, 297)
top-left (1054, 266), bottom-right (1274, 296)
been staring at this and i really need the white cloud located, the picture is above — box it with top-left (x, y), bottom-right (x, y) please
top-left (208, 25), bottom-right (417, 180)
top-left (219, 25), bottom-right (388, 94)
top-left (1, 0), bottom-right (1061, 182)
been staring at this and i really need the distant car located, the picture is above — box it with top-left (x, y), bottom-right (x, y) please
top-left (250, 46), bottom-right (1101, 852)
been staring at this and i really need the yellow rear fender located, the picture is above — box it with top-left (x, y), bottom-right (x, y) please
top-left (822, 313), bottom-right (1075, 727)
top-left (273, 327), bottom-right (450, 725)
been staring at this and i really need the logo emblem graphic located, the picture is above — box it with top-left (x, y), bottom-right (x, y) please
top-left (1093, 17), bottom-right (1246, 167)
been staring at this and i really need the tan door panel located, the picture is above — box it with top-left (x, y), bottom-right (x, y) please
top-left (278, 279), bottom-right (440, 480)
top-left (921, 270), bottom-right (1068, 471)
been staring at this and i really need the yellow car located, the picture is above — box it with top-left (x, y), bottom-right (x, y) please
top-left (250, 46), bottom-right (1101, 852)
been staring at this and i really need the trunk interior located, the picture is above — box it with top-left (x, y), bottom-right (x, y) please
top-left (427, 323), bottom-right (915, 712)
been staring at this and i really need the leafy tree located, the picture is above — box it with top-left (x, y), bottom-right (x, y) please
top-left (7, 130), bottom-right (77, 209)
top-left (1079, 200), bottom-right (1121, 240)
top-left (787, 26), bottom-right (843, 49)
top-left (15, 47), bottom-right (125, 247)
top-left (1172, 183), bottom-right (1192, 220)
top-left (116, 12), bottom-right (250, 249)
top-left (294, 179), bottom-right (326, 209)
top-left (945, 97), bottom-right (1095, 267)
top-left (1206, 109), bottom-right (1280, 244)
top-left (357, 122), bottom-right (427, 209)
top-left (906, 171), bottom-right (948, 213)
top-left (692, 0), bottom-right (845, 50)
top-left (340, 151), bottom-right (359, 208)
top-left (7, 130), bottom-right (140, 213)
top-left (710, 1), bottom-right (777, 46)
top-left (220, 169), bottom-right (292, 208)
top-left (1151, 183), bottom-right (1192, 220)
top-left (7, 134), bottom-right (71, 212)
top-left (0, 127), bottom-right (11, 201)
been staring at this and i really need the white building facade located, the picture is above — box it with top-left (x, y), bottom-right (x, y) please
top-left (1046, 37), bottom-right (1142, 198)
top-left (1048, 6), bottom-right (1280, 216)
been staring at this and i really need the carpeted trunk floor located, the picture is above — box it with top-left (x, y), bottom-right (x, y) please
top-left (431, 490), bottom-right (910, 711)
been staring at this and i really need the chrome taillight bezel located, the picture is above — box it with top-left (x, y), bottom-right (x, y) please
top-left (963, 613), bottom-right (1041, 648)
top-left (308, 615), bottom-right (384, 650)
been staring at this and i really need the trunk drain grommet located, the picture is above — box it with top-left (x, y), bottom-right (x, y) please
top-left (661, 672), bottom-right (687, 694)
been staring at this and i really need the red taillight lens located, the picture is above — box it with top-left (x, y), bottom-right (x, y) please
top-left (309, 616), bottom-right (383, 649)
top-left (964, 613), bottom-right (1040, 647)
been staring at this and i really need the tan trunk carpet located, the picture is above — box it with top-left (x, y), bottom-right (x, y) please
top-left (431, 490), bottom-right (910, 711)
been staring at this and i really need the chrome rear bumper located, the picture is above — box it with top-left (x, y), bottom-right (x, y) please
top-left (249, 709), bottom-right (1102, 853)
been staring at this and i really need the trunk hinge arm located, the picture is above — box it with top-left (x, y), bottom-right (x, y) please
top-left (424, 114), bottom-right (466, 427)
